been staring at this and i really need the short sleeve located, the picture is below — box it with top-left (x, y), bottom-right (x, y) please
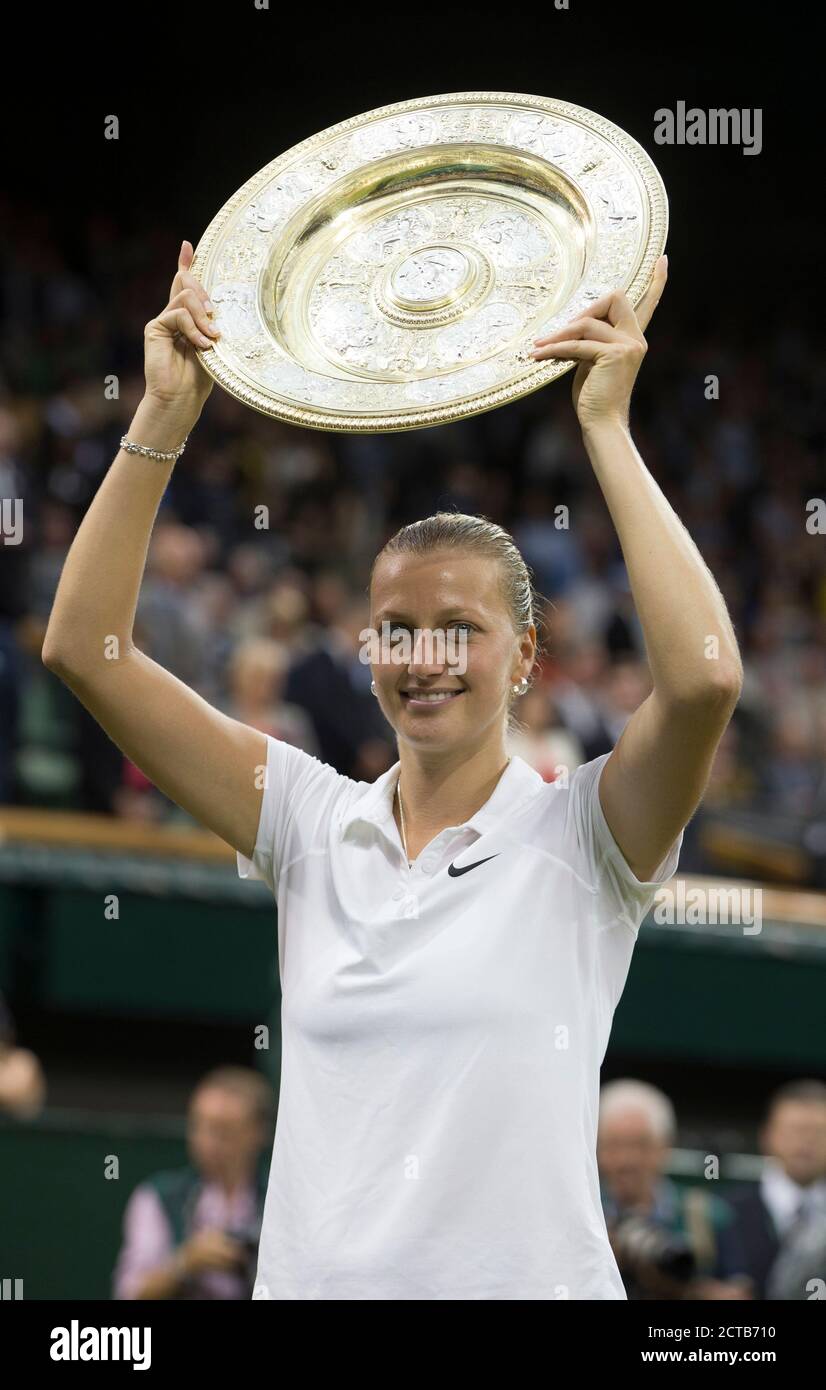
top-left (236, 735), bottom-right (350, 896)
top-left (565, 752), bottom-right (683, 936)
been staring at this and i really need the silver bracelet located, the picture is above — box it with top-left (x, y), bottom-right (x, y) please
top-left (120, 433), bottom-right (189, 462)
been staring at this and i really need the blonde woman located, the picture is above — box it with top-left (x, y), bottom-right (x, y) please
top-left (225, 636), bottom-right (318, 753)
top-left (43, 244), bottom-right (742, 1299)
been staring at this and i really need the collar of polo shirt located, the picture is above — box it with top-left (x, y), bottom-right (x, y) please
top-left (338, 754), bottom-right (542, 844)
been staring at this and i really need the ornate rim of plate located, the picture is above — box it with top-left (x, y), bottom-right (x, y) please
top-left (190, 91), bottom-right (668, 434)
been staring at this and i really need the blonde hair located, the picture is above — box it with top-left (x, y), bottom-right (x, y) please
top-left (371, 511), bottom-right (545, 719)
top-left (229, 637), bottom-right (288, 682)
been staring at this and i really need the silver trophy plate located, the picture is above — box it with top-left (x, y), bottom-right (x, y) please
top-left (191, 91), bottom-right (668, 433)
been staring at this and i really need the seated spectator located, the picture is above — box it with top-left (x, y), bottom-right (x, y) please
top-left (541, 634), bottom-right (614, 761)
top-left (224, 636), bottom-right (318, 752)
top-left (506, 686), bottom-right (584, 782)
top-left (726, 1079), bottom-right (826, 1299)
top-left (0, 991), bottom-right (46, 1120)
top-left (598, 1078), bottom-right (751, 1300)
top-left (284, 594), bottom-right (394, 780)
top-left (596, 657), bottom-right (653, 748)
top-left (112, 1067), bottom-right (275, 1300)
top-left (135, 522), bottom-right (209, 690)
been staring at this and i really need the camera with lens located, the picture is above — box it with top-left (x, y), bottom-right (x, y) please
top-left (610, 1214), bottom-right (697, 1298)
top-left (226, 1222), bottom-right (263, 1296)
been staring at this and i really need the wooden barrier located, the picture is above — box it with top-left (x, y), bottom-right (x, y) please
top-left (0, 805), bottom-right (234, 862)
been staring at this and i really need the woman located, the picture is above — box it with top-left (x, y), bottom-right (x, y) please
top-left (225, 636), bottom-right (319, 754)
top-left (43, 242), bottom-right (743, 1299)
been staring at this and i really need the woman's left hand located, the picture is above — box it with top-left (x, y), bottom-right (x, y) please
top-left (530, 254), bottom-right (668, 430)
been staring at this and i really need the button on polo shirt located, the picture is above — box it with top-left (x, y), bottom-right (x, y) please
top-left (238, 735), bottom-right (683, 1300)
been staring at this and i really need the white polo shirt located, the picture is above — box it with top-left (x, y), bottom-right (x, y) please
top-left (238, 735), bottom-right (682, 1300)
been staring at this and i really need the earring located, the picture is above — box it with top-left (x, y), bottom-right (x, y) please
top-left (511, 677), bottom-right (529, 695)
top-left (371, 680), bottom-right (378, 696)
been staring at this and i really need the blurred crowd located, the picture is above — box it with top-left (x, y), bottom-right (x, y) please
top-left (101, 1068), bottom-right (825, 1302)
top-left (2, 202), bottom-right (825, 1304)
top-left (3, 987), bottom-right (824, 1300)
top-left (1, 204), bottom-right (825, 880)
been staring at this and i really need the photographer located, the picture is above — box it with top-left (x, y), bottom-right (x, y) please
top-left (113, 1067), bottom-right (274, 1300)
top-left (598, 1079), bottom-right (752, 1300)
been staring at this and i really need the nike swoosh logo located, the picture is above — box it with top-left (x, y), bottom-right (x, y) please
top-left (447, 854), bottom-right (501, 877)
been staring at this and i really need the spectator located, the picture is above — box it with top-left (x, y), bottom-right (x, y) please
top-left (506, 685), bottom-right (584, 781)
top-left (726, 1080), bottom-right (826, 1299)
top-left (598, 1079), bottom-right (751, 1300)
top-left (0, 991), bottom-right (46, 1120)
top-left (284, 594), bottom-right (395, 781)
top-left (224, 637), bottom-right (318, 752)
top-left (112, 1067), bottom-right (275, 1300)
top-left (136, 522), bottom-right (209, 689)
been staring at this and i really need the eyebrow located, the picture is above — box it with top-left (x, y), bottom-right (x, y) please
top-left (373, 605), bottom-right (486, 622)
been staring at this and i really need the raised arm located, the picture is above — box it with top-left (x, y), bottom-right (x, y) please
top-left (531, 259), bottom-right (743, 881)
top-left (42, 241), bottom-right (267, 861)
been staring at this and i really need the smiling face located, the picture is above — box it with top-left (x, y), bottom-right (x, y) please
top-left (369, 548), bottom-right (535, 756)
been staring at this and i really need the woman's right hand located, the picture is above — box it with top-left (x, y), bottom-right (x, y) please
top-left (143, 239), bottom-right (220, 419)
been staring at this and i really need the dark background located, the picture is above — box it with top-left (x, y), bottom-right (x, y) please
top-left (7, 1), bottom-right (815, 323)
